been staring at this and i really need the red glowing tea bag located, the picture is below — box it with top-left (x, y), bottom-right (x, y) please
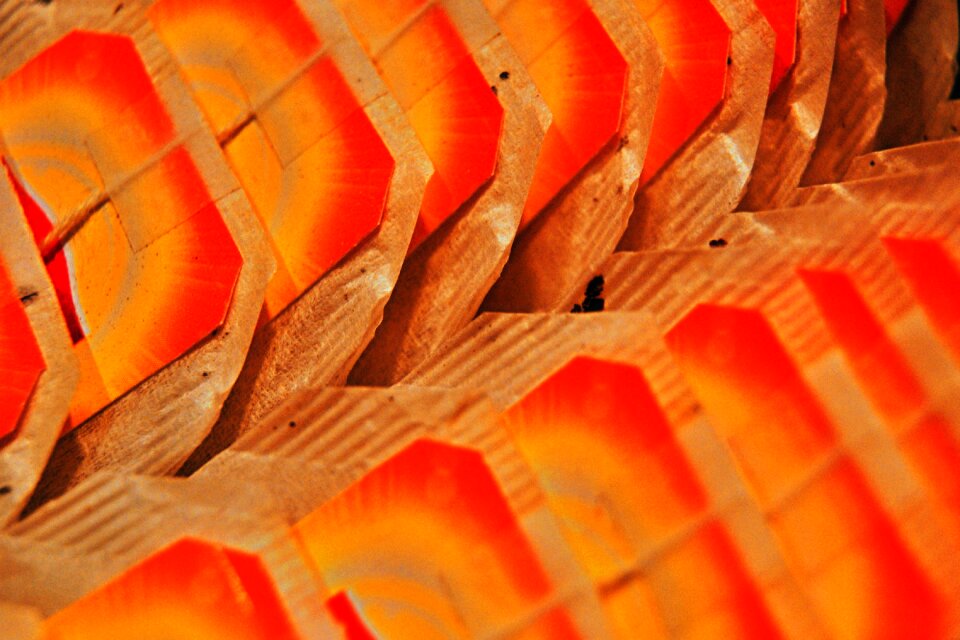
top-left (0, 1), bottom-right (273, 504)
top-left (875, 0), bottom-right (958, 148)
top-left (197, 386), bottom-right (610, 638)
top-left (0, 171), bottom-right (76, 524)
top-left (479, 0), bottom-right (662, 313)
top-left (407, 313), bottom-right (828, 638)
top-left (341, 0), bottom-right (551, 384)
top-left (740, 0), bottom-right (840, 209)
top-left (618, 0), bottom-right (774, 250)
top-left (799, 0), bottom-right (886, 184)
top-left (146, 0), bottom-right (431, 468)
top-left (0, 472), bottom-right (333, 638)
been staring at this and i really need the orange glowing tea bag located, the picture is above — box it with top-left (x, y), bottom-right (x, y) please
top-left (196, 386), bottom-right (611, 638)
top-left (406, 313), bottom-right (828, 638)
top-left (340, 0), bottom-right (551, 384)
top-left (478, 0), bottom-right (662, 313)
top-left (875, 0), bottom-right (958, 148)
top-left (555, 240), bottom-right (960, 636)
top-left (740, 0), bottom-right (840, 209)
top-left (146, 0), bottom-right (430, 468)
top-left (0, 1), bottom-right (273, 503)
top-left (799, 0), bottom-right (886, 184)
top-left (0, 173), bottom-right (76, 524)
top-left (0, 472), bottom-right (334, 638)
top-left (617, 0), bottom-right (774, 249)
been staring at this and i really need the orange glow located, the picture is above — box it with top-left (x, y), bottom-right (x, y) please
top-left (502, 357), bottom-right (779, 637)
top-left (665, 304), bottom-right (836, 503)
top-left (770, 458), bottom-right (947, 639)
top-left (149, 0), bottom-right (394, 319)
top-left (0, 30), bottom-right (242, 428)
top-left (802, 268), bottom-right (960, 535)
top-left (667, 304), bottom-right (949, 638)
top-left (294, 439), bottom-right (559, 638)
top-left (633, 0), bottom-right (731, 183)
top-left (43, 538), bottom-right (301, 640)
top-left (753, 0), bottom-right (798, 93)
top-left (336, 1), bottom-right (504, 249)
top-left (799, 269), bottom-right (926, 424)
top-left (883, 237), bottom-right (960, 363)
top-left (0, 255), bottom-right (45, 443)
top-left (503, 357), bottom-right (708, 581)
top-left (633, 522), bottom-right (779, 638)
top-left (490, 0), bottom-right (628, 226)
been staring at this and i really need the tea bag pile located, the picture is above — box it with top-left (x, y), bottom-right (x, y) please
top-left (1, 0), bottom-right (958, 636)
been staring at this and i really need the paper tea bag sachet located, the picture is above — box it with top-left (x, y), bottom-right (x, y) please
top-left (617, 0), bottom-right (775, 249)
top-left (406, 312), bottom-right (837, 638)
top-left (144, 0), bottom-right (430, 469)
top-left (479, 0), bottom-right (662, 313)
top-left (799, 0), bottom-right (886, 184)
top-left (341, 0), bottom-right (550, 384)
top-left (196, 385), bottom-right (612, 639)
top-left (845, 137), bottom-right (960, 179)
top-left (0, 472), bottom-right (334, 638)
top-left (0, 1), bottom-right (273, 505)
top-left (0, 174), bottom-right (77, 525)
top-left (740, 0), bottom-right (841, 209)
top-left (875, 0), bottom-right (958, 148)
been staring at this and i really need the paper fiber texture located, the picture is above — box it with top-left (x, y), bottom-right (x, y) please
top-left (845, 137), bottom-right (960, 179)
top-left (740, 0), bottom-right (840, 209)
top-left (170, 0), bottom-right (430, 471)
top-left (481, 0), bottom-right (662, 312)
top-left (0, 472), bottom-right (334, 637)
top-left (349, 0), bottom-right (550, 385)
top-left (799, 0), bottom-right (886, 184)
top-left (0, 0), bottom-right (274, 507)
top-left (0, 176), bottom-right (77, 525)
top-left (875, 0), bottom-right (959, 148)
top-left (618, 0), bottom-right (775, 249)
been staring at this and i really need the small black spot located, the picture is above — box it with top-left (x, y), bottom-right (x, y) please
top-left (582, 297), bottom-right (604, 312)
top-left (585, 275), bottom-right (604, 300)
top-left (490, 85), bottom-right (498, 95)
top-left (616, 185), bottom-right (624, 194)
top-left (869, 160), bottom-right (876, 167)
top-left (592, 197), bottom-right (599, 203)
top-left (210, 327), bottom-right (221, 338)
top-left (288, 420), bottom-right (297, 428)
top-left (114, 2), bottom-right (124, 13)
top-left (951, 125), bottom-right (958, 133)
top-left (617, 136), bottom-right (629, 151)
top-left (708, 238), bottom-right (727, 248)
top-left (36, 0), bottom-right (53, 5)
top-left (726, 56), bottom-right (732, 66)
top-left (202, 372), bottom-right (209, 378)
top-left (923, 134), bottom-right (930, 141)
top-left (360, 267), bottom-right (367, 274)
top-left (19, 291), bottom-right (38, 305)
top-left (499, 71), bottom-right (510, 80)
top-left (0, 486), bottom-right (10, 496)
top-left (571, 303), bottom-right (583, 313)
